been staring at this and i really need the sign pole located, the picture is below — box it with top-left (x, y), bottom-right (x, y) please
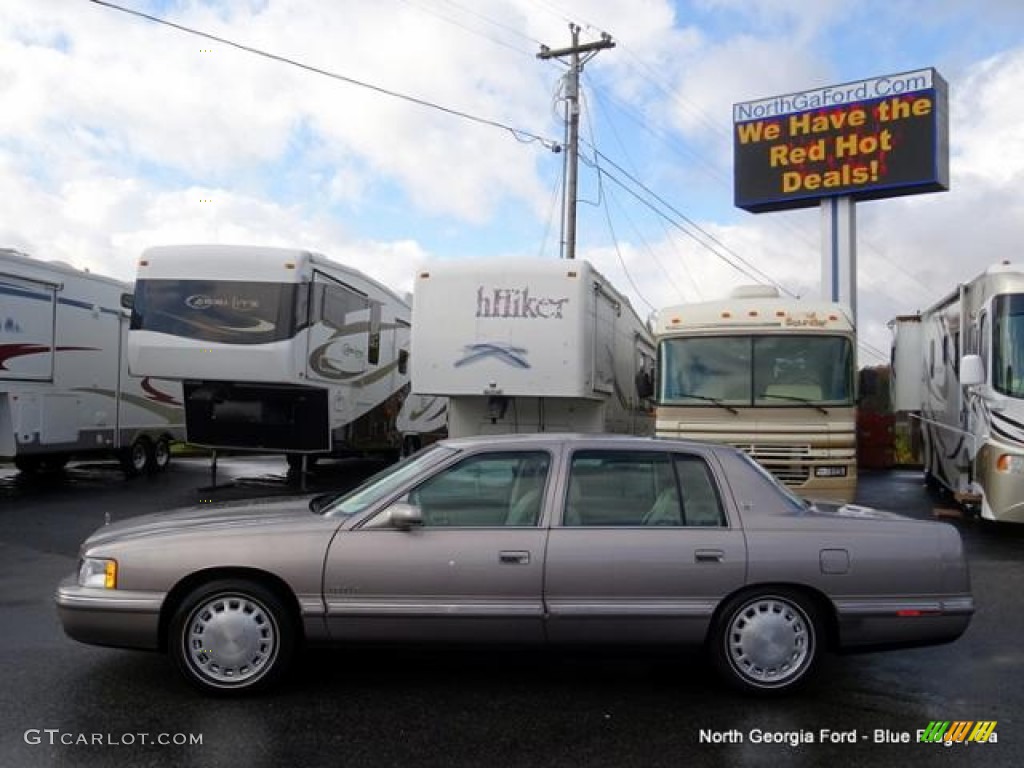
top-left (821, 195), bottom-right (858, 326)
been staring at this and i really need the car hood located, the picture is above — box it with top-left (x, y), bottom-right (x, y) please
top-left (83, 496), bottom-right (330, 548)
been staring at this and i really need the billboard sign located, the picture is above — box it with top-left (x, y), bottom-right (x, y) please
top-left (733, 69), bottom-right (949, 213)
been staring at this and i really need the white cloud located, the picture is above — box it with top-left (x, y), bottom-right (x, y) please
top-left (2, 0), bottom-right (1023, 373)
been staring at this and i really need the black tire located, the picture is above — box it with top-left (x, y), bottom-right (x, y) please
top-left (13, 456), bottom-right (42, 474)
top-left (39, 454), bottom-right (70, 472)
top-left (169, 579), bottom-right (294, 696)
top-left (710, 588), bottom-right (821, 695)
top-left (120, 436), bottom-right (152, 477)
top-left (149, 437), bottom-right (172, 473)
top-left (286, 454), bottom-right (318, 472)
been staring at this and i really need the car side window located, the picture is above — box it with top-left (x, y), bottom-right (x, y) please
top-left (563, 450), bottom-right (725, 528)
top-left (406, 451), bottom-right (550, 528)
top-left (674, 455), bottom-right (726, 527)
top-left (564, 450), bottom-right (678, 527)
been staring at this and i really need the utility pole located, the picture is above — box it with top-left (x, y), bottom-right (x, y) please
top-left (538, 25), bottom-right (614, 260)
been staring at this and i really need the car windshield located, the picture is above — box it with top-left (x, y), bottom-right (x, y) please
top-left (322, 445), bottom-right (457, 518)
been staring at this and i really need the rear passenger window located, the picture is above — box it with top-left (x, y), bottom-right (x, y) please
top-left (673, 456), bottom-right (726, 527)
top-left (563, 450), bottom-right (724, 528)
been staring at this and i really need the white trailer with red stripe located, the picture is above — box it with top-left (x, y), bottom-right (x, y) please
top-left (0, 248), bottom-right (184, 475)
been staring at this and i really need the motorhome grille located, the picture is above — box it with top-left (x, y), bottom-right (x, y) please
top-left (730, 443), bottom-right (811, 460)
top-left (730, 443), bottom-right (811, 487)
top-left (763, 465), bottom-right (811, 486)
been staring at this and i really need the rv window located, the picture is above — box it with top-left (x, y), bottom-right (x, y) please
top-left (993, 294), bottom-right (1024, 398)
top-left (367, 302), bottom-right (381, 366)
top-left (131, 279), bottom-right (300, 344)
top-left (316, 282), bottom-right (369, 331)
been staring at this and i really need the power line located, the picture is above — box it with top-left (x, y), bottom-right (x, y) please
top-left (87, 0), bottom-right (561, 152)
top-left (394, 0), bottom-right (540, 60)
top-left (585, 142), bottom-right (794, 292)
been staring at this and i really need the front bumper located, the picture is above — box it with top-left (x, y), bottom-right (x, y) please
top-left (56, 575), bottom-right (165, 651)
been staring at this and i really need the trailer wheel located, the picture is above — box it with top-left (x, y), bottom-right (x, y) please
top-left (286, 454), bottom-right (318, 473)
top-left (13, 456), bottom-right (42, 474)
top-left (14, 455), bottom-right (68, 474)
top-left (121, 436), bottom-right (152, 477)
top-left (149, 437), bottom-right (172, 473)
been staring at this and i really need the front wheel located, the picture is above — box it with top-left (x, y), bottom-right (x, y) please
top-left (169, 579), bottom-right (294, 696)
top-left (710, 589), bottom-right (821, 695)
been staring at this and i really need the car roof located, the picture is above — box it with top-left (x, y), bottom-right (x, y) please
top-left (436, 432), bottom-right (730, 455)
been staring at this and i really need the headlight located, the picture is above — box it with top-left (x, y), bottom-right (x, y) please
top-left (996, 454), bottom-right (1024, 475)
top-left (79, 558), bottom-right (117, 589)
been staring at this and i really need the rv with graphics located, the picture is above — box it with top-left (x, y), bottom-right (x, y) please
top-left (1, 249), bottom-right (184, 475)
top-left (891, 262), bottom-right (1024, 523)
top-left (126, 245), bottom-right (411, 465)
top-left (653, 286), bottom-right (857, 502)
top-left (395, 392), bottom-right (448, 455)
top-left (411, 258), bottom-right (656, 438)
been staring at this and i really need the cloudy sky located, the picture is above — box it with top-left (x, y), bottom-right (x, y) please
top-left (3, 0), bottom-right (1023, 364)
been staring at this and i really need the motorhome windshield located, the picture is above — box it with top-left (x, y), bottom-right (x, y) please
top-left (659, 334), bottom-right (854, 407)
top-left (993, 294), bottom-right (1024, 398)
top-left (131, 279), bottom-right (303, 345)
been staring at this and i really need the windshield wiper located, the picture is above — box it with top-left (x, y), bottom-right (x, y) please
top-left (760, 393), bottom-right (829, 415)
top-left (675, 393), bottom-right (739, 415)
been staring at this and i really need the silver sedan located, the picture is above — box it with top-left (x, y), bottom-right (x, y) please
top-left (56, 433), bottom-right (973, 696)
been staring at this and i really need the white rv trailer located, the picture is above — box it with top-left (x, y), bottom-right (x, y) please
top-left (126, 245), bottom-right (411, 462)
top-left (395, 392), bottom-right (448, 455)
top-left (890, 262), bottom-right (1024, 523)
top-left (653, 286), bottom-right (857, 502)
top-left (0, 249), bottom-right (184, 475)
top-left (411, 258), bottom-right (656, 438)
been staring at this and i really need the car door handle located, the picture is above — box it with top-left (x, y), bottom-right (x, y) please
top-left (499, 550), bottom-right (531, 565)
top-left (695, 549), bottom-right (724, 563)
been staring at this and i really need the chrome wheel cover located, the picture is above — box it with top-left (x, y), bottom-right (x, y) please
top-left (725, 596), bottom-right (813, 687)
top-left (183, 593), bottom-right (279, 687)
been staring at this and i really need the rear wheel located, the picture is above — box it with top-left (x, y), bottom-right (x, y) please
top-left (14, 454), bottom-right (69, 474)
top-left (149, 437), bottom-right (172, 473)
top-left (710, 588), bottom-right (821, 695)
top-left (169, 579), bottom-right (294, 696)
top-left (14, 456), bottom-right (42, 474)
top-left (120, 437), bottom-right (151, 477)
top-left (286, 454), bottom-right (318, 472)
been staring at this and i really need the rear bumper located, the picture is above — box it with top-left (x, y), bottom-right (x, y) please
top-left (56, 576), bottom-right (164, 651)
top-left (833, 595), bottom-right (974, 650)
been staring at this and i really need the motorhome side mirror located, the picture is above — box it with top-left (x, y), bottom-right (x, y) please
top-left (635, 370), bottom-right (654, 400)
top-left (960, 355), bottom-right (984, 387)
top-left (120, 292), bottom-right (134, 310)
top-left (388, 502), bottom-right (423, 531)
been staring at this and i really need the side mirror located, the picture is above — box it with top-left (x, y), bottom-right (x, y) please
top-left (309, 491), bottom-right (342, 514)
top-left (388, 502), bottom-right (423, 531)
top-left (960, 355), bottom-right (984, 387)
top-left (120, 292), bottom-right (134, 310)
top-left (635, 370), bottom-right (654, 400)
